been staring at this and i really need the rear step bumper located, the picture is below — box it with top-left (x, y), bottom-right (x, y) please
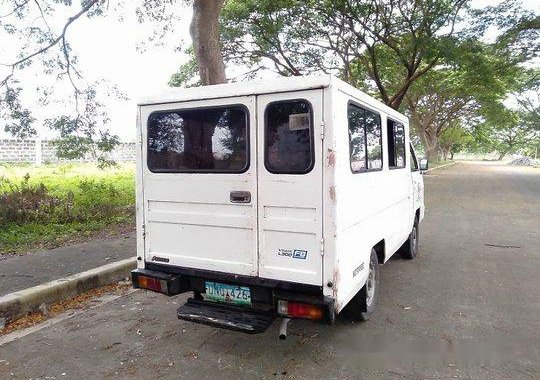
top-left (177, 298), bottom-right (275, 334)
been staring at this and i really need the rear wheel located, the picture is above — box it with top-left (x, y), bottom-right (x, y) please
top-left (343, 248), bottom-right (379, 321)
top-left (400, 217), bottom-right (419, 260)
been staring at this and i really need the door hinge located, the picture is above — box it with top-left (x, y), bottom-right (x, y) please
top-left (141, 224), bottom-right (146, 238)
top-left (320, 237), bottom-right (325, 256)
top-left (320, 121), bottom-right (325, 140)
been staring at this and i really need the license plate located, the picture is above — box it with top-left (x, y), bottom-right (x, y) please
top-left (204, 281), bottom-right (251, 306)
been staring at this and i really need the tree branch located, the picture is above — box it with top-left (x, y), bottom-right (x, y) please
top-left (0, 0), bottom-right (31, 18)
top-left (0, 0), bottom-right (99, 79)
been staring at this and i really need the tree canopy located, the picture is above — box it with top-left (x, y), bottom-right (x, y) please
top-left (1, 0), bottom-right (539, 162)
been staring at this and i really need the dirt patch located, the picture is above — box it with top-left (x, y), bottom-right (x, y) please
top-left (0, 282), bottom-right (132, 335)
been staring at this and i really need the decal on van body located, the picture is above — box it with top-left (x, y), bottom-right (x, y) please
top-left (288, 113), bottom-right (310, 130)
top-left (278, 249), bottom-right (308, 259)
top-left (151, 256), bottom-right (170, 263)
top-left (352, 262), bottom-right (365, 277)
top-left (293, 250), bottom-right (308, 259)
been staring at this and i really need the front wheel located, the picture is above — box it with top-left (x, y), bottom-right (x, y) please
top-left (343, 248), bottom-right (379, 321)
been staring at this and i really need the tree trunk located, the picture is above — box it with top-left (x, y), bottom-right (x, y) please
top-left (190, 0), bottom-right (227, 86)
top-left (188, 0), bottom-right (227, 165)
top-left (417, 128), bottom-right (440, 161)
top-left (498, 148), bottom-right (511, 161)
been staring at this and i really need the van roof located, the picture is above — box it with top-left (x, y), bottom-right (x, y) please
top-left (138, 75), bottom-right (332, 106)
top-left (138, 75), bottom-right (407, 124)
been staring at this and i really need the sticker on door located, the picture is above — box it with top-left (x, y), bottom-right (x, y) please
top-left (278, 249), bottom-right (308, 259)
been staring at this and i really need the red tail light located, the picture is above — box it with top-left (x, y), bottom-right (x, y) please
top-left (137, 275), bottom-right (163, 293)
top-left (277, 300), bottom-right (324, 320)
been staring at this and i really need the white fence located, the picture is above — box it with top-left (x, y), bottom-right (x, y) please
top-left (0, 139), bottom-right (136, 164)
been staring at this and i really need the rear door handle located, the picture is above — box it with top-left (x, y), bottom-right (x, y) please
top-left (230, 191), bottom-right (251, 203)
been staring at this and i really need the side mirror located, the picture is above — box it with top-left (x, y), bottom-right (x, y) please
top-left (419, 158), bottom-right (428, 171)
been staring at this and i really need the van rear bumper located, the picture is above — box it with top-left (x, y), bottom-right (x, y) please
top-left (131, 265), bottom-right (335, 333)
top-left (177, 298), bottom-right (275, 334)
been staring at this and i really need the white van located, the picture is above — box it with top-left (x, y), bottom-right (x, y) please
top-left (131, 75), bottom-right (426, 336)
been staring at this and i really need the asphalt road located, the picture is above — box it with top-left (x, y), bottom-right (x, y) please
top-left (0, 234), bottom-right (135, 296)
top-left (1, 161), bottom-right (539, 380)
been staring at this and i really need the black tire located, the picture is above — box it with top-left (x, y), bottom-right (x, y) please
top-left (400, 217), bottom-right (419, 260)
top-left (343, 248), bottom-right (379, 322)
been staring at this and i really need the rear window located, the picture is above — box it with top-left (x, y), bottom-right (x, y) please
top-left (147, 106), bottom-right (249, 173)
top-left (265, 100), bottom-right (314, 174)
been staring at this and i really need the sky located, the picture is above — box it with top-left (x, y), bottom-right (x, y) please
top-left (0, 1), bottom-right (193, 141)
top-left (0, 0), bottom-right (538, 142)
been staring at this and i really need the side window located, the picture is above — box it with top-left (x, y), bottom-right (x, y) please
top-left (410, 143), bottom-right (419, 171)
top-left (365, 110), bottom-right (383, 170)
top-left (265, 100), bottom-right (314, 174)
top-left (348, 103), bottom-right (382, 173)
top-left (387, 119), bottom-right (406, 169)
top-left (147, 106), bottom-right (248, 173)
top-left (348, 104), bottom-right (366, 172)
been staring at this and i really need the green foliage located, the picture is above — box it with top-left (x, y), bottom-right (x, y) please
top-left (514, 70), bottom-right (540, 133)
top-left (1, 87), bottom-right (36, 139)
top-left (0, 164), bottom-right (135, 253)
top-left (470, 103), bottom-right (539, 159)
top-left (0, 175), bottom-right (59, 226)
top-left (402, 29), bottom-right (532, 159)
top-left (44, 86), bottom-right (121, 161)
top-left (216, 0), bottom-right (471, 109)
top-left (467, 0), bottom-right (539, 61)
top-left (211, 0), bottom-right (537, 159)
top-left (1, 0), bottom-right (121, 161)
top-left (440, 124), bottom-right (474, 157)
top-left (169, 47), bottom-right (201, 87)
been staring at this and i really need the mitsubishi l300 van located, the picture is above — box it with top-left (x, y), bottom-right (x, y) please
top-left (131, 75), bottom-right (426, 337)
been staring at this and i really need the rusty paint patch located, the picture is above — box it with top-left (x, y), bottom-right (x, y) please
top-left (332, 268), bottom-right (340, 299)
top-left (327, 149), bottom-right (336, 167)
top-left (329, 186), bottom-right (336, 202)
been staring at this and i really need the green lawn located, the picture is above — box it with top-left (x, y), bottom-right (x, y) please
top-left (0, 163), bottom-right (135, 254)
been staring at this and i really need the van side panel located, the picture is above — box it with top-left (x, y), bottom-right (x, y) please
top-left (331, 85), bottom-right (412, 312)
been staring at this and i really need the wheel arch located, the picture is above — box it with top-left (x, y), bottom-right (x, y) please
top-left (373, 239), bottom-right (385, 264)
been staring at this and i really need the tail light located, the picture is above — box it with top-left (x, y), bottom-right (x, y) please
top-left (131, 269), bottom-right (190, 296)
top-left (277, 300), bottom-right (324, 320)
top-left (137, 275), bottom-right (165, 293)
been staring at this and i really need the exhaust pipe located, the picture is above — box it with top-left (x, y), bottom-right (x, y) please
top-left (278, 318), bottom-right (290, 340)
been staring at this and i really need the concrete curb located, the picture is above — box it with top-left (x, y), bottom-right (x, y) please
top-left (0, 257), bottom-right (136, 324)
top-left (425, 161), bottom-right (456, 172)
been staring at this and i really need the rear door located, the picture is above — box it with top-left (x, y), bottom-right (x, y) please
top-left (257, 90), bottom-right (324, 286)
top-left (140, 96), bottom-right (258, 276)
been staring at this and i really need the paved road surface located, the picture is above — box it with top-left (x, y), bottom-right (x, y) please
top-left (1, 161), bottom-right (539, 379)
top-left (0, 234), bottom-right (135, 296)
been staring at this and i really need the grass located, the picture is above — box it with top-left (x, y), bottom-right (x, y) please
top-left (0, 163), bottom-right (135, 254)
